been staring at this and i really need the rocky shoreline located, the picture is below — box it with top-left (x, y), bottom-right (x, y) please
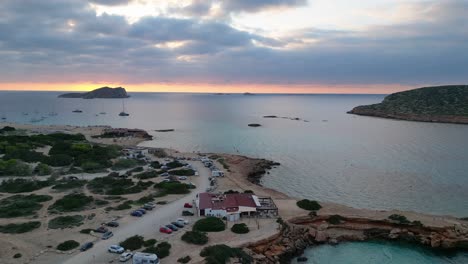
top-left (244, 215), bottom-right (468, 263)
top-left (348, 108), bottom-right (468, 125)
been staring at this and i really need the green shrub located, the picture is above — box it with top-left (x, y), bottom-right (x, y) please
top-left (218, 158), bottom-right (230, 170)
top-left (177, 256), bottom-right (191, 263)
top-left (144, 239), bottom-right (157, 247)
top-left (35, 163), bottom-right (52, 176)
top-left (52, 180), bottom-right (87, 191)
top-left (13, 253), bottom-right (22, 259)
top-left (135, 195), bottom-right (155, 205)
top-left (165, 160), bottom-right (184, 169)
top-left (0, 194), bottom-right (52, 218)
top-left (231, 223), bottom-right (249, 234)
top-left (112, 159), bottom-right (138, 170)
top-left (181, 231), bottom-right (208, 245)
top-left (120, 235), bottom-right (145, 251)
top-left (200, 244), bottom-right (252, 264)
top-left (0, 159), bottom-right (32, 176)
top-left (143, 242), bottom-right (171, 259)
top-left (112, 200), bottom-right (133, 210)
top-left (80, 161), bottom-right (103, 172)
top-left (193, 217), bottom-right (225, 232)
top-left (150, 161), bottom-right (161, 169)
top-left (296, 199), bottom-right (322, 211)
top-left (388, 214), bottom-right (410, 224)
top-left (412, 220), bottom-right (424, 227)
top-left (95, 199), bottom-right (109, 206)
top-left (88, 176), bottom-right (152, 195)
top-left (154, 182), bottom-right (191, 194)
top-left (80, 228), bottom-right (93, 234)
top-left (170, 169), bottom-right (195, 176)
top-left (48, 215), bottom-right (84, 229)
top-left (48, 193), bottom-right (93, 212)
top-left (134, 170), bottom-right (159, 179)
top-left (0, 178), bottom-right (52, 193)
top-left (57, 240), bottom-right (80, 251)
top-left (0, 221), bottom-right (41, 233)
top-left (327, 215), bottom-right (345, 225)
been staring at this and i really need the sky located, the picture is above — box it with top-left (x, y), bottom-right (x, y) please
top-left (0, 0), bottom-right (467, 94)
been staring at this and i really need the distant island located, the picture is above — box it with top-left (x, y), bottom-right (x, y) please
top-left (58, 87), bottom-right (129, 99)
top-left (348, 85), bottom-right (468, 124)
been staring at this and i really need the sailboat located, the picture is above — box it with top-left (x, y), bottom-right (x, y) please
top-left (119, 99), bottom-right (129, 116)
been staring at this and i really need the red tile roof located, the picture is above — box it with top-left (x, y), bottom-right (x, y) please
top-left (198, 193), bottom-right (257, 211)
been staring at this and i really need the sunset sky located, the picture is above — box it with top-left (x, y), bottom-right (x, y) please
top-left (0, 0), bottom-right (466, 94)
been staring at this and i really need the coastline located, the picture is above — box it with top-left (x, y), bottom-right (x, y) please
top-left (1, 122), bottom-right (468, 263)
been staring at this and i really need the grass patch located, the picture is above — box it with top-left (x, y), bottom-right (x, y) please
top-left (48, 193), bottom-right (94, 213)
top-left (296, 199), bottom-right (322, 211)
top-left (200, 244), bottom-right (252, 264)
top-left (119, 235), bottom-right (145, 251)
top-left (182, 231), bottom-right (208, 245)
top-left (0, 221), bottom-right (41, 234)
top-left (193, 217), bottom-right (225, 232)
top-left (57, 240), bottom-right (80, 251)
top-left (0, 194), bottom-right (52, 218)
top-left (231, 223), bottom-right (249, 234)
top-left (48, 215), bottom-right (84, 229)
top-left (0, 178), bottom-right (52, 193)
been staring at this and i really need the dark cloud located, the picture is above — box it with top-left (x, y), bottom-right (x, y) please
top-left (221, 0), bottom-right (307, 12)
top-left (89, 0), bottom-right (131, 6)
top-left (0, 0), bottom-right (467, 89)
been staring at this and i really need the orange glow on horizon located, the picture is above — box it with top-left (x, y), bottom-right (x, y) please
top-left (0, 82), bottom-right (413, 94)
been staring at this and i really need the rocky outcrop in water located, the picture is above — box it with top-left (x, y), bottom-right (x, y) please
top-left (247, 159), bottom-right (280, 185)
top-left (58, 87), bottom-right (129, 99)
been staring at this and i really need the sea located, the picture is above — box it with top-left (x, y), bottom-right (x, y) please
top-left (1, 91), bottom-right (467, 263)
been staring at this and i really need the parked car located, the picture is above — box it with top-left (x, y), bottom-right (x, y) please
top-left (159, 226), bottom-right (172, 234)
top-left (95, 226), bottom-right (108, 233)
top-left (136, 208), bottom-right (146, 214)
top-left (143, 204), bottom-right (154, 210)
top-left (131, 211), bottom-right (143, 217)
top-left (166, 224), bottom-right (178, 231)
top-left (178, 176), bottom-right (188, 180)
top-left (177, 218), bottom-right (189, 225)
top-left (102, 231), bottom-right (114, 240)
top-left (171, 221), bottom-right (184, 228)
top-left (108, 245), bottom-right (124, 253)
top-left (184, 203), bottom-right (193, 208)
top-left (161, 178), bottom-right (171, 183)
top-left (106, 221), bottom-right (119, 227)
top-left (119, 252), bottom-right (133, 262)
top-left (80, 242), bottom-right (93, 252)
top-left (182, 210), bottom-right (194, 216)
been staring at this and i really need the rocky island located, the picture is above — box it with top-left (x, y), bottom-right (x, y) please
top-left (348, 85), bottom-right (468, 124)
top-left (58, 86), bottom-right (130, 99)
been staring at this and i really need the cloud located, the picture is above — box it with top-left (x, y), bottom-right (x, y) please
top-left (221, 0), bottom-right (307, 12)
top-left (89, 0), bottom-right (132, 6)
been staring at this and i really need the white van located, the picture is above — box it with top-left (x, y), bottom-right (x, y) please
top-left (133, 252), bottom-right (159, 264)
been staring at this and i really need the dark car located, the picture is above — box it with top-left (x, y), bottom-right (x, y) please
top-left (80, 242), bottom-right (93, 252)
top-left (166, 224), bottom-right (178, 231)
top-left (143, 205), bottom-right (154, 210)
top-left (95, 226), bottom-right (108, 233)
top-left (184, 203), bottom-right (193, 208)
top-left (136, 209), bottom-right (146, 214)
top-left (131, 211), bottom-right (143, 217)
top-left (182, 210), bottom-right (194, 216)
top-left (106, 221), bottom-right (119, 227)
top-left (171, 221), bottom-right (184, 228)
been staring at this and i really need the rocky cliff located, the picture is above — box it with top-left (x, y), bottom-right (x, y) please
top-left (58, 87), bottom-right (129, 99)
top-left (348, 85), bottom-right (468, 124)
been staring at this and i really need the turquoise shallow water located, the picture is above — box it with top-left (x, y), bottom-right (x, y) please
top-left (1, 91), bottom-right (467, 262)
top-left (293, 242), bottom-right (468, 264)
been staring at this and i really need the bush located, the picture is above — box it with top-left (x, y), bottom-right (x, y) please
top-left (178, 256), bottom-right (191, 263)
top-left (88, 176), bottom-right (152, 195)
top-left (0, 221), bottom-right (41, 233)
top-left (57, 240), bottom-right (80, 251)
top-left (150, 161), bottom-right (161, 169)
top-left (154, 182), bottom-right (191, 195)
top-left (388, 214), bottom-right (410, 224)
top-left (165, 160), bottom-right (184, 169)
top-left (143, 242), bottom-right (171, 259)
top-left (144, 239), bottom-right (157, 247)
top-left (35, 163), bottom-right (52, 176)
top-left (134, 170), bottom-right (159, 179)
top-left (327, 215), bottom-right (345, 225)
top-left (170, 169), bottom-right (195, 176)
top-left (0, 194), bottom-right (52, 218)
top-left (112, 159), bottom-right (138, 170)
top-left (412, 220), bottom-right (424, 227)
top-left (231, 223), bottom-right (249, 234)
top-left (182, 231), bottom-right (208, 245)
top-left (120, 235), bottom-right (145, 251)
top-left (200, 244), bottom-right (252, 264)
top-left (193, 217), bottom-right (225, 232)
top-left (110, 200), bottom-right (133, 211)
top-left (0, 159), bottom-right (32, 176)
top-left (13, 253), bottom-right (22, 259)
top-left (52, 180), bottom-right (87, 191)
top-left (80, 161), bottom-right (103, 172)
top-left (48, 215), bottom-right (84, 229)
top-left (296, 199), bottom-right (322, 211)
top-left (135, 195), bottom-right (155, 205)
top-left (0, 178), bottom-right (52, 193)
top-left (80, 228), bottom-right (93, 234)
top-left (48, 193), bottom-right (93, 212)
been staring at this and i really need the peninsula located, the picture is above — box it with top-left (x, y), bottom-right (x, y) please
top-left (348, 85), bottom-right (468, 124)
top-left (58, 87), bottom-right (129, 99)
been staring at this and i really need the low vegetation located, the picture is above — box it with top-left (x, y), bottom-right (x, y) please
top-left (231, 223), bottom-right (249, 234)
top-left (388, 214), bottom-right (410, 224)
top-left (57, 240), bottom-right (80, 251)
top-left (165, 160), bottom-right (184, 169)
top-left (51, 180), bottom-right (87, 191)
top-left (296, 199), bottom-right (322, 211)
top-left (218, 158), bottom-right (230, 170)
top-left (327, 215), bottom-right (345, 225)
top-left (170, 169), bottom-right (195, 176)
top-left (193, 217), bottom-right (225, 232)
top-left (48, 193), bottom-right (94, 213)
top-left (112, 159), bottom-right (138, 170)
top-left (181, 230), bottom-right (209, 245)
top-left (120, 235), bottom-right (145, 251)
top-left (0, 159), bottom-right (32, 176)
top-left (34, 163), bottom-right (52, 176)
top-left (200, 244), bottom-right (252, 264)
top-left (134, 170), bottom-right (159, 179)
top-left (0, 194), bottom-right (52, 218)
top-left (13, 253), bottom-right (22, 259)
top-left (88, 176), bottom-right (153, 195)
top-left (154, 181), bottom-right (192, 196)
top-left (143, 242), bottom-right (171, 259)
top-left (151, 149), bottom-right (167, 158)
top-left (143, 239), bottom-right (157, 247)
top-left (0, 221), bottom-right (41, 233)
top-left (0, 178), bottom-right (52, 193)
top-left (48, 215), bottom-right (84, 229)
top-left (106, 200), bottom-right (133, 211)
top-left (177, 256), bottom-right (191, 263)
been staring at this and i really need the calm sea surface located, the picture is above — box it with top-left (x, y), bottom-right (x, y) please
top-left (1, 91), bottom-right (467, 263)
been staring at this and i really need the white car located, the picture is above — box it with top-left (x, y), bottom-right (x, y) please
top-left (119, 252), bottom-right (133, 262)
top-left (178, 176), bottom-right (187, 180)
top-left (108, 245), bottom-right (124, 254)
top-left (177, 218), bottom-right (189, 225)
